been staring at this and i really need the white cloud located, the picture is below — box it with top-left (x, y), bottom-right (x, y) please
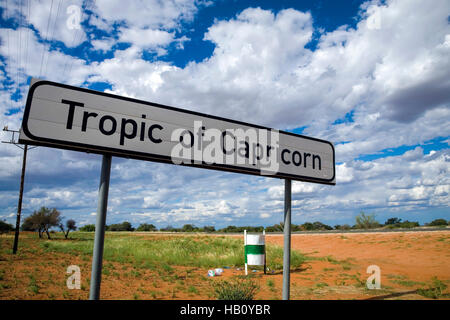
top-left (1, 0), bottom-right (449, 228)
top-left (91, 38), bottom-right (116, 53)
top-left (91, 0), bottom-right (199, 30)
top-left (118, 27), bottom-right (175, 51)
top-left (87, 0), bottom-right (449, 164)
top-left (2, 0), bottom-right (87, 48)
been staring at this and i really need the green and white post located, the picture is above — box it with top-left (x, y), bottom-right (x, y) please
top-left (244, 229), bottom-right (266, 275)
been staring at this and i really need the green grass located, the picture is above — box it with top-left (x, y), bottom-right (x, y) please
top-left (315, 255), bottom-right (355, 271)
top-left (417, 277), bottom-right (449, 299)
top-left (387, 274), bottom-right (407, 280)
top-left (390, 279), bottom-right (425, 287)
top-left (315, 282), bottom-right (329, 288)
top-left (213, 276), bottom-right (259, 300)
top-left (187, 285), bottom-right (199, 294)
top-left (265, 245), bottom-right (308, 270)
top-left (41, 232), bottom-right (308, 270)
top-left (28, 275), bottom-right (39, 295)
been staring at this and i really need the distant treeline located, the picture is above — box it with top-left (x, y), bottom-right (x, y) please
top-left (77, 215), bottom-right (450, 233)
top-left (2, 210), bottom-right (448, 235)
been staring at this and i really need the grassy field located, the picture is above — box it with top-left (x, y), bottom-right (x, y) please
top-left (37, 232), bottom-right (307, 270)
top-left (0, 230), bottom-right (449, 300)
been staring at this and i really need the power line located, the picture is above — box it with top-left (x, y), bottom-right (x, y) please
top-left (17, 0), bottom-right (23, 94)
top-left (43, 0), bottom-right (62, 78)
top-left (62, 0), bottom-right (81, 81)
top-left (66, 0), bottom-right (95, 81)
top-left (24, 0), bottom-right (30, 80)
top-left (5, 0), bottom-right (10, 76)
top-left (4, 0), bottom-right (9, 76)
top-left (5, 0), bottom-right (15, 112)
top-left (38, 0), bottom-right (54, 78)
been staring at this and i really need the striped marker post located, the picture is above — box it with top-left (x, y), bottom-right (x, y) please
top-left (244, 229), bottom-right (266, 275)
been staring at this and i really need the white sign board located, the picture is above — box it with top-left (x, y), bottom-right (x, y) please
top-left (19, 80), bottom-right (335, 184)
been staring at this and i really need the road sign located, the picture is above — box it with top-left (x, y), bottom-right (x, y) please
top-left (19, 79), bottom-right (335, 184)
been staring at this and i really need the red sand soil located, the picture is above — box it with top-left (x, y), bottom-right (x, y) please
top-left (0, 230), bottom-right (449, 300)
top-left (262, 231), bottom-right (450, 299)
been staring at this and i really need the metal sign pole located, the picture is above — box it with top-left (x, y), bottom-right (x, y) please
top-left (89, 154), bottom-right (112, 300)
top-left (263, 228), bottom-right (266, 275)
top-left (282, 179), bottom-right (292, 300)
top-left (12, 144), bottom-right (28, 254)
top-left (244, 229), bottom-right (247, 275)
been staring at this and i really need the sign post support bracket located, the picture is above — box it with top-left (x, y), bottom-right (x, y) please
top-left (89, 154), bottom-right (112, 300)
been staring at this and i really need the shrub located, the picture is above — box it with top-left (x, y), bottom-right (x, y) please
top-left (160, 225), bottom-right (179, 232)
top-left (300, 222), bottom-right (314, 231)
top-left (355, 211), bottom-right (380, 229)
top-left (0, 220), bottom-right (14, 233)
top-left (136, 223), bottom-right (157, 232)
top-left (202, 226), bottom-right (216, 233)
top-left (385, 217), bottom-right (402, 225)
top-left (334, 224), bottom-right (351, 230)
top-left (107, 221), bottom-right (134, 231)
top-left (428, 219), bottom-right (448, 227)
top-left (79, 224), bottom-right (95, 232)
top-left (398, 221), bottom-right (419, 228)
top-left (312, 221), bottom-right (333, 230)
top-left (213, 277), bottom-right (259, 300)
top-left (385, 220), bottom-right (420, 229)
top-left (181, 224), bottom-right (197, 232)
top-left (417, 277), bottom-right (448, 299)
top-left (218, 226), bottom-right (264, 233)
top-left (265, 224), bottom-right (283, 232)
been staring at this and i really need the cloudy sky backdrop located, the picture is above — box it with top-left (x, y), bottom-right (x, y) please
top-left (0, 0), bottom-right (449, 228)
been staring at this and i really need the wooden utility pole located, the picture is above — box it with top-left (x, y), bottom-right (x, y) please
top-left (2, 127), bottom-right (36, 254)
top-left (12, 144), bottom-right (27, 254)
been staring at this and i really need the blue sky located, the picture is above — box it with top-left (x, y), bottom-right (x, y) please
top-left (0, 0), bottom-right (449, 229)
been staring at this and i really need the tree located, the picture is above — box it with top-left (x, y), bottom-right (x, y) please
top-left (160, 225), bottom-right (178, 232)
top-left (218, 225), bottom-right (238, 233)
top-left (300, 222), bottom-right (314, 231)
top-left (334, 224), bottom-right (351, 230)
top-left (136, 223), bottom-right (157, 232)
top-left (0, 220), bottom-right (14, 234)
top-left (312, 221), bottom-right (333, 230)
top-left (60, 219), bottom-right (77, 239)
top-left (21, 217), bottom-right (35, 231)
top-left (217, 225), bottom-right (264, 233)
top-left (355, 211), bottom-right (380, 229)
top-left (108, 221), bottom-right (134, 231)
top-left (266, 223), bottom-right (283, 232)
top-left (203, 226), bottom-right (215, 233)
top-left (266, 222), bottom-right (284, 232)
top-left (428, 219), bottom-right (448, 227)
top-left (182, 224), bottom-right (197, 232)
top-left (398, 220), bottom-right (420, 229)
top-left (22, 207), bottom-right (61, 239)
top-left (79, 224), bottom-right (95, 232)
top-left (385, 217), bottom-right (402, 225)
